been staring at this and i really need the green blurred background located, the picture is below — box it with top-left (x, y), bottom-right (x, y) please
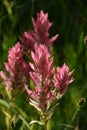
top-left (0, 0), bottom-right (87, 130)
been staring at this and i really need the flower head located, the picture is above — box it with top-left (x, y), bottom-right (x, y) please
top-left (0, 42), bottom-right (29, 90)
top-left (25, 44), bottom-right (54, 111)
top-left (32, 10), bottom-right (59, 45)
top-left (53, 63), bottom-right (74, 94)
top-left (30, 44), bottom-right (53, 82)
top-left (20, 10), bottom-right (59, 50)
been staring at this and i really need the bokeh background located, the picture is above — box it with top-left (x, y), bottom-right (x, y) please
top-left (0, 0), bottom-right (87, 130)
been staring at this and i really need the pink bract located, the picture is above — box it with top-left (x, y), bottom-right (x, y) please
top-left (53, 63), bottom-right (74, 94)
top-left (0, 42), bottom-right (30, 90)
top-left (20, 10), bottom-right (59, 50)
top-left (25, 44), bottom-right (54, 110)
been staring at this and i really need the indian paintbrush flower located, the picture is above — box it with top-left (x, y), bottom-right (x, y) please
top-left (25, 44), bottom-right (54, 112)
top-left (20, 10), bottom-right (59, 51)
top-left (0, 42), bottom-right (30, 91)
top-left (0, 10), bottom-right (74, 130)
top-left (53, 64), bottom-right (74, 97)
top-left (22, 11), bottom-right (74, 119)
top-left (25, 44), bottom-right (74, 117)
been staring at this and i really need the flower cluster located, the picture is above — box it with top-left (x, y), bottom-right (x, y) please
top-left (23, 11), bottom-right (74, 113)
top-left (25, 44), bottom-right (54, 111)
top-left (0, 10), bottom-right (74, 120)
top-left (0, 42), bottom-right (29, 91)
top-left (20, 10), bottom-right (59, 51)
top-left (53, 64), bottom-right (74, 95)
top-left (25, 44), bottom-right (74, 114)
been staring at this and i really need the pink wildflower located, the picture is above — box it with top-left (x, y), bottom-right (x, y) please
top-left (20, 10), bottom-right (59, 50)
top-left (20, 31), bottom-right (37, 50)
top-left (30, 44), bottom-right (53, 82)
top-left (32, 10), bottom-right (59, 45)
top-left (0, 42), bottom-right (30, 90)
top-left (53, 63), bottom-right (74, 94)
top-left (25, 44), bottom-right (54, 110)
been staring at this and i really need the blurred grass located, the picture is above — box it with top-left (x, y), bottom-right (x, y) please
top-left (0, 0), bottom-right (87, 130)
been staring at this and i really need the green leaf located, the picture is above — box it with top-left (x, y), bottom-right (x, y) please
top-left (0, 99), bottom-right (10, 109)
top-left (29, 120), bottom-right (43, 126)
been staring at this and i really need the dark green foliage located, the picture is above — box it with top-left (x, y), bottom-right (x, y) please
top-left (0, 0), bottom-right (87, 129)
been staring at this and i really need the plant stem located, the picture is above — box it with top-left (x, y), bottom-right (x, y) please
top-left (6, 104), bottom-right (13, 130)
top-left (6, 90), bottom-right (14, 130)
top-left (70, 105), bottom-right (80, 125)
top-left (44, 120), bottom-right (48, 130)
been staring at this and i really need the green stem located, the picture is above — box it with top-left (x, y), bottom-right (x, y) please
top-left (6, 105), bottom-right (13, 130)
top-left (44, 120), bottom-right (48, 130)
top-left (70, 105), bottom-right (80, 125)
top-left (6, 90), bottom-right (14, 130)
top-left (41, 114), bottom-right (48, 130)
